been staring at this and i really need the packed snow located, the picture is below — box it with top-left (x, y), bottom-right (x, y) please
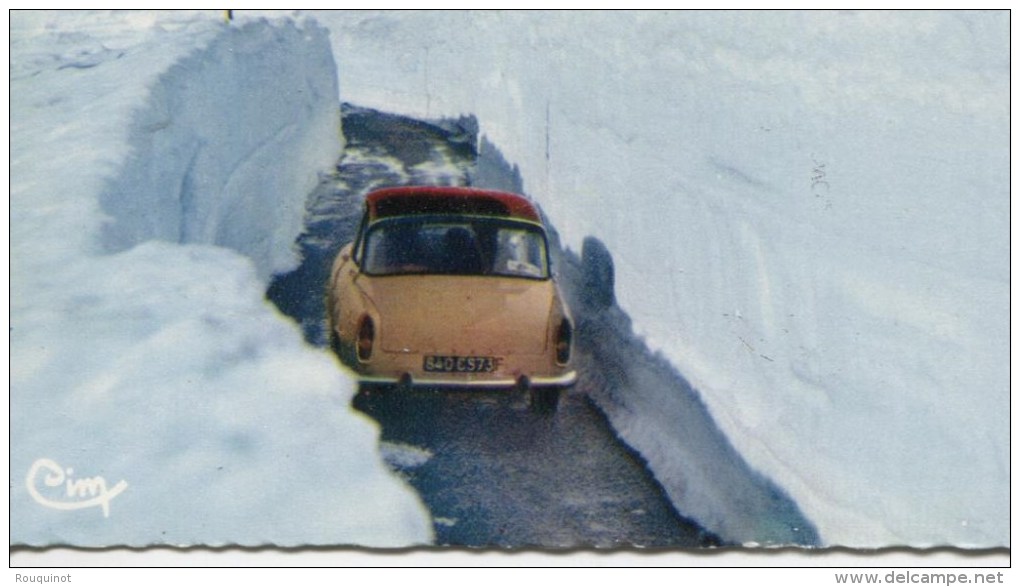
top-left (308, 10), bottom-right (1009, 548)
top-left (9, 10), bottom-right (431, 547)
top-left (9, 9), bottom-right (1009, 550)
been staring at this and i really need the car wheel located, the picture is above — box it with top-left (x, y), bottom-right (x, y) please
top-left (528, 386), bottom-right (560, 414)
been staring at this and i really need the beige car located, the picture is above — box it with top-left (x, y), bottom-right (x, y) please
top-left (326, 186), bottom-right (577, 407)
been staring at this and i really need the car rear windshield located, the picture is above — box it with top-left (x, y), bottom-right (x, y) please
top-left (361, 216), bottom-right (550, 279)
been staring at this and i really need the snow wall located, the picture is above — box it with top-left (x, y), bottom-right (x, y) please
top-left (311, 10), bottom-right (1009, 548)
top-left (10, 12), bottom-right (432, 547)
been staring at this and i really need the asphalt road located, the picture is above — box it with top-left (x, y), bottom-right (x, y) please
top-left (268, 104), bottom-right (716, 548)
top-left (354, 385), bottom-right (713, 548)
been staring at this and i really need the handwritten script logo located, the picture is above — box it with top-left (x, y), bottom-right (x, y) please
top-left (26, 458), bottom-right (128, 517)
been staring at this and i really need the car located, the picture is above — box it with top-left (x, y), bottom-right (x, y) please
top-left (326, 186), bottom-right (577, 408)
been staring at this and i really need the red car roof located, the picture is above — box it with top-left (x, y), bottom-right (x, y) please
top-left (365, 186), bottom-right (542, 223)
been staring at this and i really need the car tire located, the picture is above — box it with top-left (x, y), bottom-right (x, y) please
top-left (528, 386), bottom-right (560, 414)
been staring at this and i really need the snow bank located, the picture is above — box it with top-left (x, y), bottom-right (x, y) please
top-left (97, 13), bottom-right (342, 281)
top-left (312, 10), bottom-right (1009, 547)
top-left (10, 10), bottom-right (432, 547)
top-left (561, 257), bottom-right (820, 546)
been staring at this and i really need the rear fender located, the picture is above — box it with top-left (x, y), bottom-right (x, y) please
top-left (546, 285), bottom-right (574, 365)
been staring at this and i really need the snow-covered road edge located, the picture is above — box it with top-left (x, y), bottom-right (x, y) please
top-left (550, 236), bottom-right (818, 547)
top-left (96, 17), bottom-right (341, 281)
top-left (311, 10), bottom-right (1008, 548)
top-left (10, 12), bottom-right (432, 547)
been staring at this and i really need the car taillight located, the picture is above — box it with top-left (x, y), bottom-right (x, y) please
top-left (555, 319), bottom-right (572, 365)
top-left (357, 317), bottom-right (375, 362)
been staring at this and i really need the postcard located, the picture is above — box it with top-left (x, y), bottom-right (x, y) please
top-left (9, 10), bottom-right (1009, 560)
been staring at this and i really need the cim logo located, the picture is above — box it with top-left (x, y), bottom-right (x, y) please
top-left (26, 458), bottom-right (128, 517)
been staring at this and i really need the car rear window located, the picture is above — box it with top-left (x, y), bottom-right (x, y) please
top-left (362, 217), bottom-right (549, 279)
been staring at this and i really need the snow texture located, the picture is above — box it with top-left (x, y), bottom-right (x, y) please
top-left (10, 10), bottom-right (432, 547)
top-left (311, 10), bottom-right (1009, 548)
top-left (9, 9), bottom-right (1009, 549)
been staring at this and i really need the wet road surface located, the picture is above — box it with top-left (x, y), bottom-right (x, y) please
top-left (354, 386), bottom-right (714, 548)
top-left (269, 104), bottom-right (717, 548)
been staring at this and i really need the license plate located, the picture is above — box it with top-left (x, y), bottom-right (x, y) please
top-left (423, 355), bottom-right (500, 374)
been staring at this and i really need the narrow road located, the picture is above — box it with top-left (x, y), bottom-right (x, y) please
top-left (355, 386), bottom-right (712, 548)
top-left (268, 104), bottom-right (716, 548)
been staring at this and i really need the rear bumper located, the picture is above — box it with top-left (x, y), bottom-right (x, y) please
top-left (357, 365), bottom-right (577, 389)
